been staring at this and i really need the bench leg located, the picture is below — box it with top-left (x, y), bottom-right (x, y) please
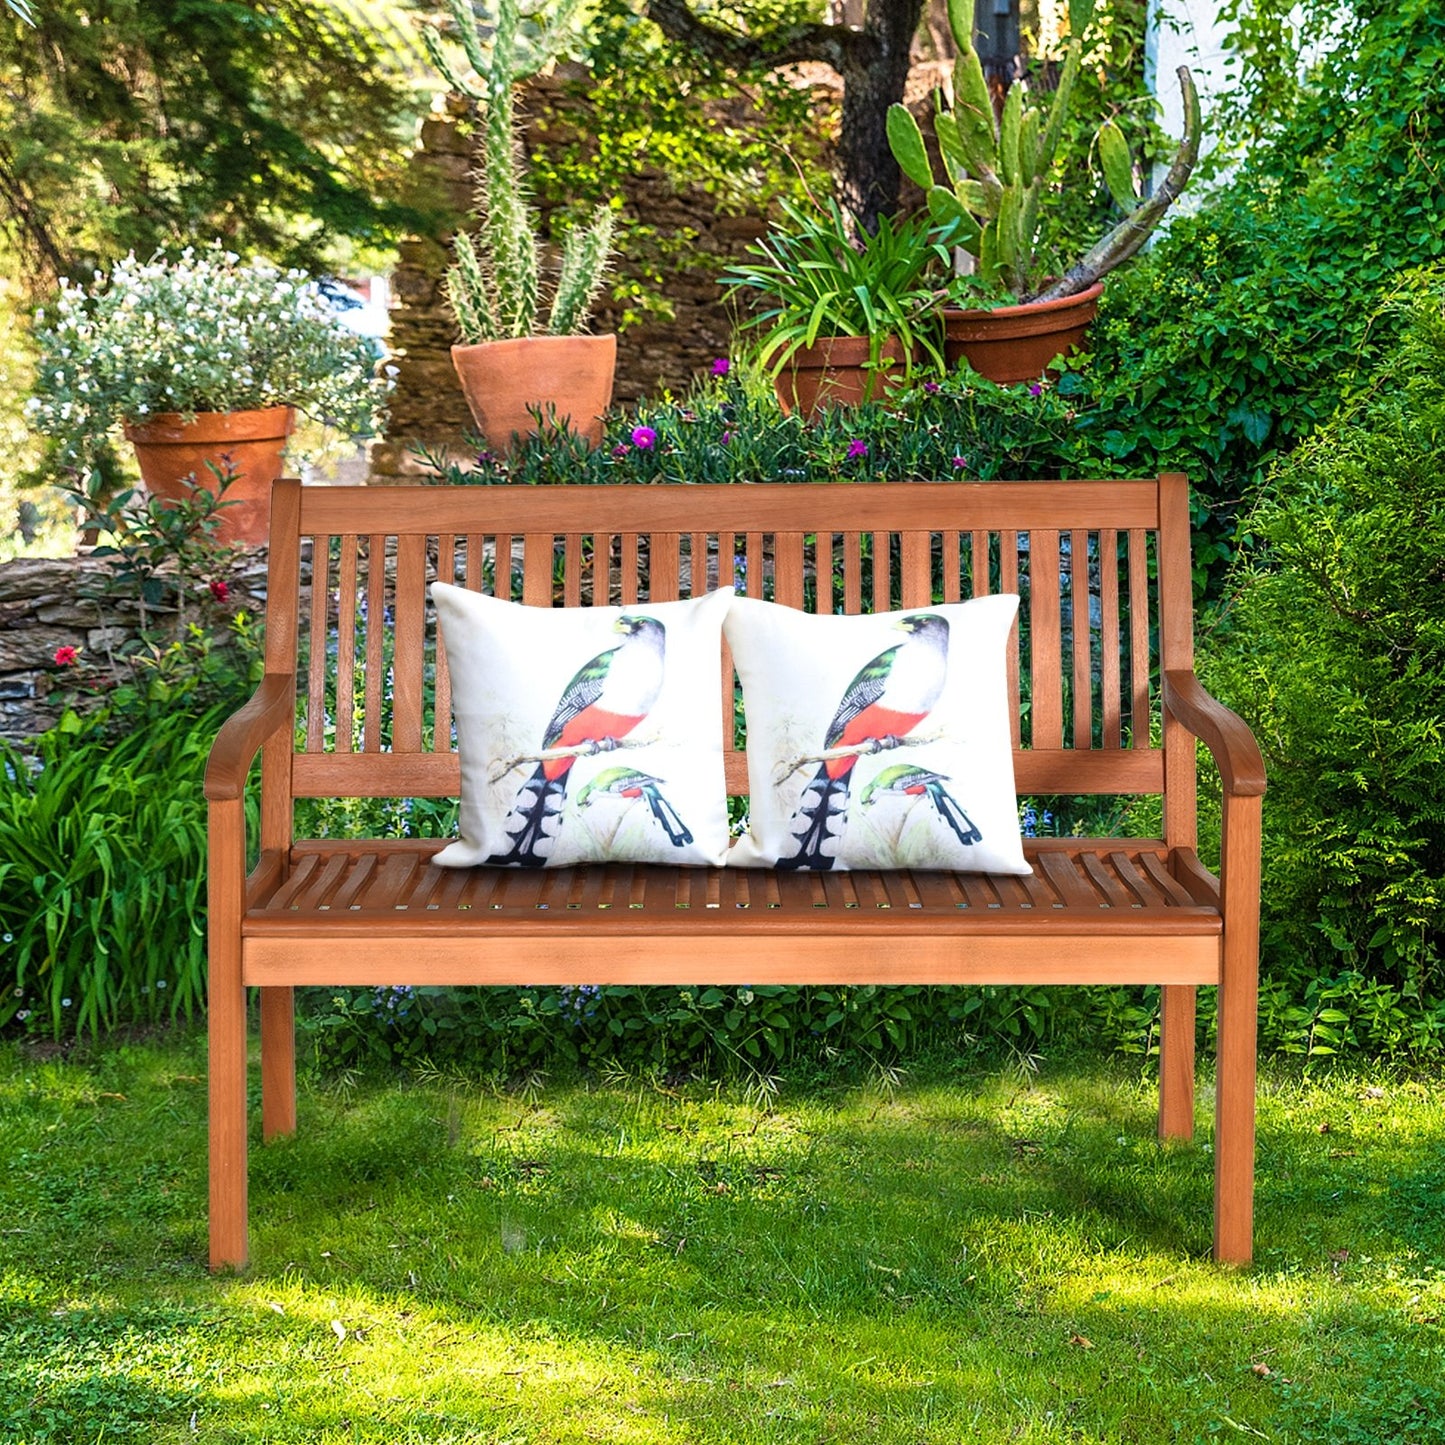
top-left (1158, 984), bottom-right (1196, 1139)
top-left (208, 803), bottom-right (249, 1272)
top-left (260, 987), bottom-right (297, 1140)
top-left (1213, 796), bottom-right (1262, 1265)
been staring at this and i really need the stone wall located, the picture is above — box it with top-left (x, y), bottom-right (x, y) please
top-left (0, 554), bottom-right (268, 742)
top-left (371, 77), bottom-right (799, 480)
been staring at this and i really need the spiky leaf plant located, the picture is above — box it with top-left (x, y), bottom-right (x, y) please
top-left (425, 0), bottom-right (616, 342)
top-left (886, 0), bottom-right (1201, 303)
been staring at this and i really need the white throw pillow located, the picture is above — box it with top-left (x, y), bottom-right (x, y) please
top-left (431, 583), bottom-right (734, 868)
top-left (725, 594), bottom-right (1029, 874)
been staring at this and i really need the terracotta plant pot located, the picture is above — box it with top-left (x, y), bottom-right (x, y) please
top-left (124, 406), bottom-right (296, 547)
top-left (775, 335), bottom-right (911, 420)
top-left (451, 334), bottom-right (617, 453)
top-left (944, 281), bottom-right (1104, 384)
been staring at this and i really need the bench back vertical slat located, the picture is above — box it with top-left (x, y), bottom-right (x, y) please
top-left (620, 533), bottom-right (640, 604)
top-left (901, 531), bottom-right (930, 608)
top-left (1128, 527), bottom-right (1152, 748)
top-left (392, 534), bottom-right (427, 753)
top-left (1099, 528), bottom-right (1122, 747)
top-left (652, 533), bottom-right (681, 601)
top-left (775, 532), bottom-right (805, 609)
top-left (1000, 530), bottom-right (1021, 750)
top-left (434, 533), bottom-right (456, 746)
top-left (1029, 529), bottom-right (1064, 750)
top-left (1070, 530), bottom-right (1092, 749)
top-left (522, 533), bottom-right (552, 607)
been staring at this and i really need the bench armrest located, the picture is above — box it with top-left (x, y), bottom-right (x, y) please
top-left (1162, 670), bottom-right (1266, 798)
top-left (204, 674), bottom-right (294, 802)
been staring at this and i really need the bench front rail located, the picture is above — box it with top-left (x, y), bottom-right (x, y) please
top-left (205, 475), bottom-right (1264, 1270)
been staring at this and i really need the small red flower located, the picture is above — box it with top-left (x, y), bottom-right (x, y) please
top-left (209, 579), bottom-right (230, 602)
top-left (53, 645), bottom-right (80, 666)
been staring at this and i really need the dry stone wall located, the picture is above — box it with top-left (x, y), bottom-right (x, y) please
top-left (0, 553), bottom-right (268, 742)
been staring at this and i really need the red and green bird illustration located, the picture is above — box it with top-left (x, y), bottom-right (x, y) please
top-left (779, 613), bottom-right (950, 870)
top-left (860, 763), bottom-right (983, 849)
top-left (489, 615), bottom-right (666, 865)
top-left (576, 766), bottom-right (695, 848)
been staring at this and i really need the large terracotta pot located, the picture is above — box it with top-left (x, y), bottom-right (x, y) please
top-left (451, 334), bottom-right (616, 453)
top-left (124, 406), bottom-right (295, 547)
top-left (775, 335), bottom-right (910, 420)
top-left (944, 281), bottom-right (1104, 384)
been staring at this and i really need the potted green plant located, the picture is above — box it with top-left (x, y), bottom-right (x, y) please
top-left (27, 246), bottom-right (390, 545)
top-left (425, 0), bottom-right (617, 452)
top-left (721, 197), bottom-right (956, 418)
top-left (886, 0), bottom-right (1201, 383)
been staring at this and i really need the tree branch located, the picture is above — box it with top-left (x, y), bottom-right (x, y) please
top-left (644, 0), bottom-right (873, 75)
top-left (775, 730), bottom-right (944, 785)
top-left (490, 731), bottom-right (660, 783)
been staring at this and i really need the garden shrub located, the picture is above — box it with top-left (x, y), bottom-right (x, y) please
top-left (0, 626), bottom-right (260, 1040)
top-left (1206, 286), bottom-right (1445, 1050)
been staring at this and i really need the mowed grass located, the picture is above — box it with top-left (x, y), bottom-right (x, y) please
top-left (1, 1033), bottom-right (1443, 1443)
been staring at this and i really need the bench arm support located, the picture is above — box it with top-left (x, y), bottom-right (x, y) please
top-left (204, 674), bottom-right (295, 803)
top-left (1162, 670), bottom-right (1266, 798)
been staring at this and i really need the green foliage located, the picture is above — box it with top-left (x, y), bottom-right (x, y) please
top-left (0, 628), bottom-right (261, 1040)
top-left (1206, 288), bottom-right (1445, 1013)
top-left (1078, 0), bottom-right (1445, 544)
top-left (0, 0), bottom-right (431, 282)
top-left (886, 0), bottom-right (1199, 301)
top-left (720, 199), bottom-right (956, 382)
top-left (427, 0), bottom-right (616, 341)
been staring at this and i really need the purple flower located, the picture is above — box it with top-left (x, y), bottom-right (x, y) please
top-left (720, 430), bottom-right (733, 445)
top-left (631, 425), bottom-right (657, 450)
top-left (923, 381), bottom-right (941, 395)
top-left (711, 357), bottom-right (731, 378)
top-left (951, 455), bottom-right (967, 469)
top-left (846, 439), bottom-right (868, 461)
top-left (1028, 383), bottom-right (1044, 397)
top-left (611, 443), bottom-right (630, 458)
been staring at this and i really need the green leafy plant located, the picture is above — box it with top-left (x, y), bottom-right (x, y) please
top-left (720, 198), bottom-right (956, 384)
top-left (27, 245), bottom-right (393, 486)
top-left (0, 625), bottom-right (261, 1040)
top-left (885, 0), bottom-right (1200, 302)
top-left (425, 0), bottom-right (616, 341)
top-left (1207, 285), bottom-right (1445, 1006)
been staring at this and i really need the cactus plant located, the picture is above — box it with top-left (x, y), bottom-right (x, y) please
top-left (424, 0), bottom-right (616, 341)
top-left (886, 0), bottom-right (1200, 305)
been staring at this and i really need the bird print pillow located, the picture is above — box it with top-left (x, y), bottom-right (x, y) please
top-left (725, 594), bottom-right (1030, 874)
top-left (431, 583), bottom-right (734, 868)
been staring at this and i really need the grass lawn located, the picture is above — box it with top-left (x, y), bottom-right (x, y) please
top-left (1, 1032), bottom-right (1442, 1443)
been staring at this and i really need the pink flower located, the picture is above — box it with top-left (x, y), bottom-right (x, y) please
top-left (209, 579), bottom-right (230, 602)
top-left (951, 456), bottom-right (968, 469)
top-left (631, 425), bottom-right (657, 450)
top-left (711, 357), bottom-right (731, 377)
top-left (611, 443), bottom-right (630, 458)
top-left (846, 439), bottom-right (868, 461)
top-left (53, 645), bottom-right (79, 666)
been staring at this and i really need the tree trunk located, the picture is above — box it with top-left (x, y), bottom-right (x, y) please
top-left (838, 0), bottom-right (928, 231)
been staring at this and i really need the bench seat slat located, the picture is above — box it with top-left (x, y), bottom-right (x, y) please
top-left (244, 843), bottom-right (1220, 938)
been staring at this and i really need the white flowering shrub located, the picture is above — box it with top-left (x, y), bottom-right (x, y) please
top-left (27, 246), bottom-right (393, 467)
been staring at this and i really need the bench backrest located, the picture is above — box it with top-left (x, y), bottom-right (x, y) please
top-left (260, 475), bottom-right (1197, 830)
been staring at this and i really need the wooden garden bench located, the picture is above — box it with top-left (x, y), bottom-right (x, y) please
top-left (204, 473), bottom-right (1265, 1271)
